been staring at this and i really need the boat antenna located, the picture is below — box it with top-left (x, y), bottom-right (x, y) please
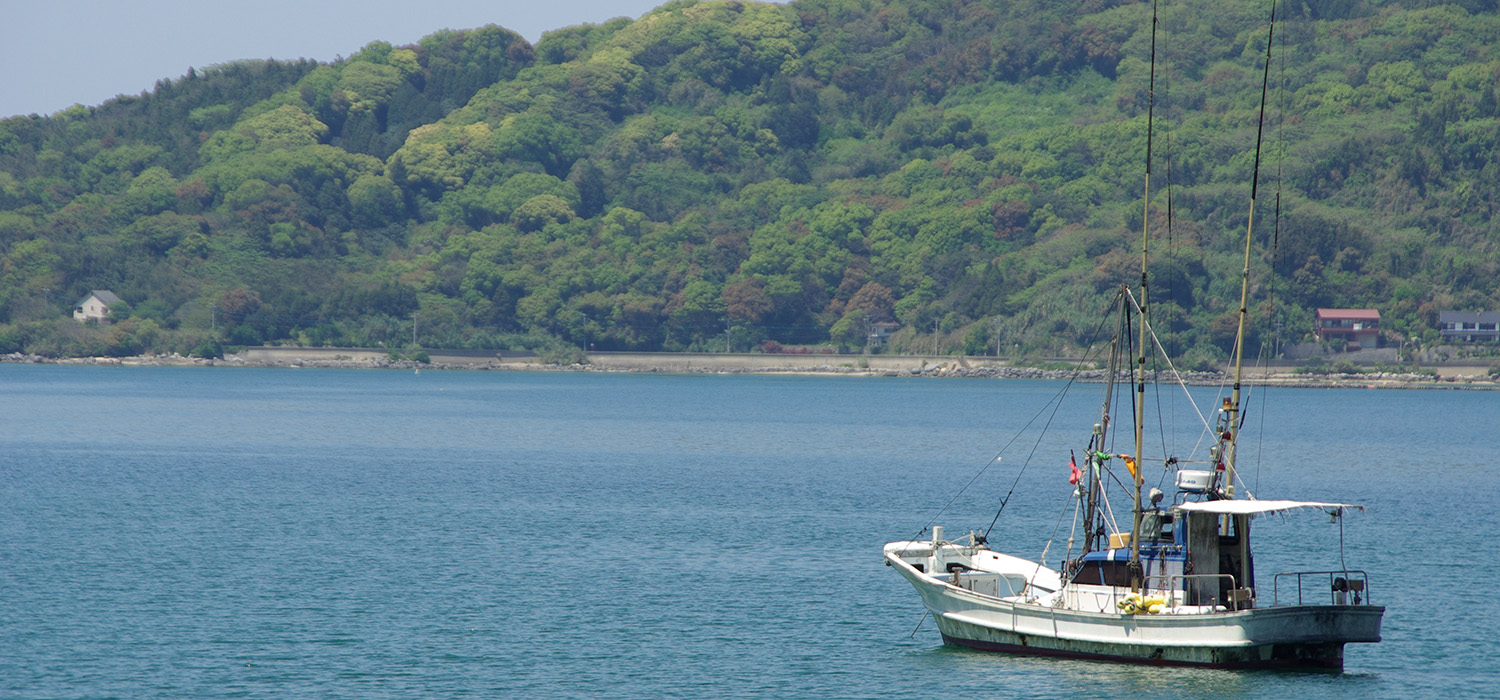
top-left (1226, 0), bottom-right (1279, 499)
top-left (1128, 0), bottom-right (1162, 592)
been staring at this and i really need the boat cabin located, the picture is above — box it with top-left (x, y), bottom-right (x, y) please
top-left (1070, 505), bottom-right (1253, 608)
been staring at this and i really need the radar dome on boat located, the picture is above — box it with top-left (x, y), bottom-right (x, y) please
top-left (1175, 470), bottom-right (1213, 493)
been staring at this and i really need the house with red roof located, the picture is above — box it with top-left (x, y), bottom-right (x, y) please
top-left (1314, 308), bottom-right (1379, 350)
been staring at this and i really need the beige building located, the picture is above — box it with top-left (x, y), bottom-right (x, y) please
top-left (73, 290), bottom-right (124, 324)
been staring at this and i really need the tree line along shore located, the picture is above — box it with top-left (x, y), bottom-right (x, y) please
top-left (3, 2), bottom-right (1498, 369)
top-left (5, 349), bottom-right (1496, 390)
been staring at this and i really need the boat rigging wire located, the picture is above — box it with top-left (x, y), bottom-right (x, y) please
top-left (912, 318), bottom-right (1114, 543)
top-left (1151, 339), bottom-right (1170, 478)
top-left (946, 303), bottom-right (1123, 542)
top-left (1049, 492), bottom-right (1085, 568)
top-left (1256, 0), bottom-right (1290, 499)
top-left (1122, 288), bottom-right (1215, 440)
top-left (908, 611), bottom-right (928, 638)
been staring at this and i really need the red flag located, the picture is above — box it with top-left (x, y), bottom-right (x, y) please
top-left (1068, 451), bottom-right (1082, 485)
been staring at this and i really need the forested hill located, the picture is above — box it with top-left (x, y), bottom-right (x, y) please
top-left (2, 0), bottom-right (1498, 363)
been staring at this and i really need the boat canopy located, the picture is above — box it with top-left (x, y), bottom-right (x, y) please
top-left (1177, 499), bottom-right (1363, 516)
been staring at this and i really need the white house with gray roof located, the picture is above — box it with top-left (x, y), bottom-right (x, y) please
top-left (73, 290), bottom-right (124, 324)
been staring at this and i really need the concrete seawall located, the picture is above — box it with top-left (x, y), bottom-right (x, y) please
top-left (10, 347), bottom-right (1493, 387)
top-left (218, 346), bottom-right (1495, 384)
top-left (584, 351), bottom-right (1011, 372)
top-left (234, 346), bottom-right (534, 366)
top-left (231, 346), bottom-right (1008, 372)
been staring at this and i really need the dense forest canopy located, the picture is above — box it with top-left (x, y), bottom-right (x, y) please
top-left (1, 0), bottom-right (1497, 363)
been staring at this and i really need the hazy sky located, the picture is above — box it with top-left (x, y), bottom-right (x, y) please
top-left (0, 0), bottom-right (676, 118)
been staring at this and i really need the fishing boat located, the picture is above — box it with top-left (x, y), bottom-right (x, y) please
top-left (883, 0), bottom-right (1384, 670)
top-left (884, 492), bottom-right (1384, 668)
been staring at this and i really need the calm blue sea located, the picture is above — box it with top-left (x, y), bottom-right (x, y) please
top-left (1, 365), bottom-right (1495, 699)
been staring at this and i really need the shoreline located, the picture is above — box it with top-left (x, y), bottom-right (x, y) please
top-left (4, 351), bottom-right (1497, 390)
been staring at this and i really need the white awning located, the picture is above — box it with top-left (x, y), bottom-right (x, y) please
top-left (1176, 499), bottom-right (1363, 516)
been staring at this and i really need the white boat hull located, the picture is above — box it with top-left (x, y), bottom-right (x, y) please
top-left (889, 552), bottom-right (1383, 669)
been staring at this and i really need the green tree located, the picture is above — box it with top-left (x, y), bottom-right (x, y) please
top-left (829, 309), bottom-right (870, 351)
top-left (512, 194), bottom-right (575, 232)
top-left (347, 175), bottom-right (401, 228)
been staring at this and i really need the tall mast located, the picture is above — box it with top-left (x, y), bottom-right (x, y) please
top-left (1226, 0), bottom-right (1279, 500)
top-left (1128, 0), bottom-right (1161, 590)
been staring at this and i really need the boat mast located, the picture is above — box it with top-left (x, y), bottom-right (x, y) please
top-left (1226, 0), bottom-right (1279, 500)
top-left (1088, 301), bottom-right (1124, 556)
top-left (1128, 0), bottom-right (1161, 591)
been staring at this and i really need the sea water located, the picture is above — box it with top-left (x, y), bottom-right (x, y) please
top-left (1, 365), bottom-right (1494, 699)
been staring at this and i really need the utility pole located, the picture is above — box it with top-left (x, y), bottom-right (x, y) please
top-left (412, 312), bottom-right (419, 348)
top-left (211, 303), bottom-right (217, 332)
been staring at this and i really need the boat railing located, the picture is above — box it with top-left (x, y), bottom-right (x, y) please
top-left (1272, 570), bottom-right (1373, 607)
top-left (1141, 573), bottom-right (1245, 611)
top-left (1094, 574), bottom-right (1243, 613)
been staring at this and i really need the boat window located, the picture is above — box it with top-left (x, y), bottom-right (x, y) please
top-left (1071, 561), bottom-right (1133, 587)
top-left (1157, 512), bottom-right (1174, 541)
top-left (1142, 511), bottom-right (1174, 542)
